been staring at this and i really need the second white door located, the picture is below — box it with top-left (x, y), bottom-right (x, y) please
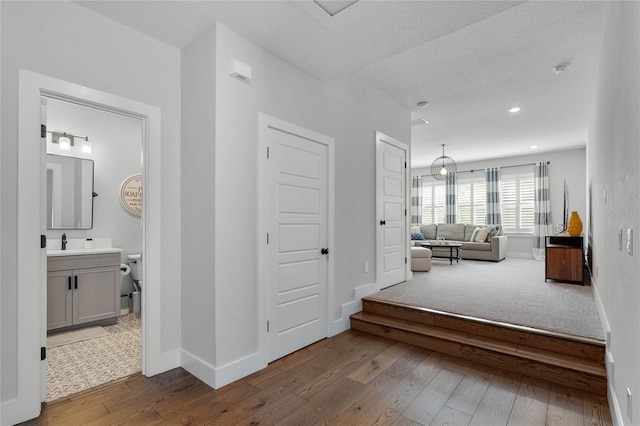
top-left (261, 117), bottom-right (332, 362)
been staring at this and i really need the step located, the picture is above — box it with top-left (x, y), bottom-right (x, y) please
top-left (362, 298), bottom-right (605, 363)
top-left (350, 311), bottom-right (607, 395)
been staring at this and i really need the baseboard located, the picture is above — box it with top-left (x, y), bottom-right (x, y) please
top-left (145, 348), bottom-right (181, 377)
top-left (180, 349), bottom-right (266, 390)
top-left (328, 282), bottom-right (378, 336)
top-left (507, 252), bottom-right (534, 259)
top-left (592, 278), bottom-right (620, 425)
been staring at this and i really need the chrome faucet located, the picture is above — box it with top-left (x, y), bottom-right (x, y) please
top-left (61, 233), bottom-right (67, 250)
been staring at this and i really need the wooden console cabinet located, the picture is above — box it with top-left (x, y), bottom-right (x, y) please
top-left (545, 233), bottom-right (584, 285)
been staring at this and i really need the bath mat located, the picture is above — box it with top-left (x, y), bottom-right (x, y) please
top-left (47, 326), bottom-right (110, 348)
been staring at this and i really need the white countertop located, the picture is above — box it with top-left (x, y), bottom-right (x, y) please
top-left (47, 247), bottom-right (123, 257)
top-left (47, 237), bottom-right (122, 257)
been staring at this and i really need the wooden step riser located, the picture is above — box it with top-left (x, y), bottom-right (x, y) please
top-left (351, 317), bottom-right (607, 395)
top-left (362, 299), bottom-right (605, 363)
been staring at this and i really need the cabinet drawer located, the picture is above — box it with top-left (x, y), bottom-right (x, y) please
top-left (48, 252), bottom-right (120, 271)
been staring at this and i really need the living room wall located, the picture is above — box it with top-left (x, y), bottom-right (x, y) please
top-left (587, 2), bottom-right (640, 424)
top-left (412, 148), bottom-right (586, 258)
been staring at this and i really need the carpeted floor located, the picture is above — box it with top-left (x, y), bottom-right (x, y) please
top-left (369, 258), bottom-right (604, 341)
top-left (46, 313), bottom-right (141, 401)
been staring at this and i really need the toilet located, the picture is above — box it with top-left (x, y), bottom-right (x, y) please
top-left (127, 254), bottom-right (142, 313)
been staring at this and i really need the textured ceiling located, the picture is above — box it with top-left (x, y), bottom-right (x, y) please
top-left (74, 0), bottom-right (606, 167)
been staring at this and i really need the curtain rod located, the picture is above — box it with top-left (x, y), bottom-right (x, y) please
top-left (414, 161), bottom-right (550, 178)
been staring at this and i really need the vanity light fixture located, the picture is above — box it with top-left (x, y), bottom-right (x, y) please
top-left (49, 130), bottom-right (92, 154)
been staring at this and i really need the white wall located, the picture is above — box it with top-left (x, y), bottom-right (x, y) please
top-left (45, 99), bottom-right (143, 295)
top-left (180, 22), bottom-right (409, 387)
top-left (587, 2), bottom-right (640, 425)
top-left (412, 148), bottom-right (586, 257)
top-left (1, 0), bottom-right (181, 412)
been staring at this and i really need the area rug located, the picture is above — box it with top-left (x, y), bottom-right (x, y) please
top-left (369, 258), bottom-right (604, 341)
top-left (46, 313), bottom-right (141, 401)
top-left (47, 326), bottom-right (110, 348)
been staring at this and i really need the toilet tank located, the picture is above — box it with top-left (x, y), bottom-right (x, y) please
top-left (127, 254), bottom-right (142, 282)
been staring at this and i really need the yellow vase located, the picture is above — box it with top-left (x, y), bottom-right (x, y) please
top-left (567, 211), bottom-right (583, 236)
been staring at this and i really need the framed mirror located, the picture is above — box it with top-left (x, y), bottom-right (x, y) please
top-left (46, 154), bottom-right (94, 229)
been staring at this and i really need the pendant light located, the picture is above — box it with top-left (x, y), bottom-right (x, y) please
top-left (430, 144), bottom-right (457, 180)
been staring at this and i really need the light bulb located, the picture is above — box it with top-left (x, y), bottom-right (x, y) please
top-left (58, 135), bottom-right (71, 150)
top-left (440, 166), bottom-right (448, 175)
top-left (82, 138), bottom-right (92, 153)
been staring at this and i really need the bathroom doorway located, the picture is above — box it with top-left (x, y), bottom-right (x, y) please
top-left (43, 97), bottom-right (144, 400)
top-left (15, 70), bottom-right (165, 412)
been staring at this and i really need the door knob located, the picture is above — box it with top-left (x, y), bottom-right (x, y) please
top-left (380, 220), bottom-right (386, 225)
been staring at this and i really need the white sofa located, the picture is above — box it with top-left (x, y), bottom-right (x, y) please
top-left (411, 223), bottom-right (508, 262)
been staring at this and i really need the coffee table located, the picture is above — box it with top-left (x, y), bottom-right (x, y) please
top-left (420, 241), bottom-right (462, 265)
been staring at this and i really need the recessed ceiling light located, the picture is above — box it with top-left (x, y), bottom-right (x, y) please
top-left (417, 101), bottom-right (429, 108)
top-left (530, 145), bottom-right (539, 149)
top-left (508, 107), bottom-right (521, 113)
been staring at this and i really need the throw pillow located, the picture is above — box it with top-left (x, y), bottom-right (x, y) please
top-left (410, 225), bottom-right (421, 234)
top-left (411, 232), bottom-right (425, 240)
top-left (486, 225), bottom-right (502, 241)
top-left (475, 227), bottom-right (490, 243)
top-left (470, 227), bottom-right (481, 242)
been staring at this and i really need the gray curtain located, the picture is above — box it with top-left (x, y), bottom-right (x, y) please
top-left (485, 167), bottom-right (502, 225)
top-left (445, 172), bottom-right (457, 224)
top-left (533, 162), bottom-right (552, 260)
top-left (411, 176), bottom-right (423, 224)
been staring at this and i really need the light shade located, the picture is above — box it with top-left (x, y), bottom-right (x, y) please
top-left (430, 144), bottom-right (457, 180)
top-left (81, 138), bottom-right (92, 153)
top-left (58, 134), bottom-right (71, 150)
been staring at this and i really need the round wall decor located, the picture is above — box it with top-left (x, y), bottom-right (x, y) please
top-left (120, 174), bottom-right (142, 217)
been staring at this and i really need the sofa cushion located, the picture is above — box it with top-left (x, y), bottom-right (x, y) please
top-left (461, 241), bottom-right (492, 251)
top-left (436, 223), bottom-right (465, 241)
top-left (420, 224), bottom-right (437, 240)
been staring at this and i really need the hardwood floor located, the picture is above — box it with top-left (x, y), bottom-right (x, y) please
top-left (22, 330), bottom-right (612, 426)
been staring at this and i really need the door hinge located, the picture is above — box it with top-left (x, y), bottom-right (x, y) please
top-left (267, 146), bottom-right (270, 159)
top-left (41, 346), bottom-right (46, 361)
top-left (405, 257), bottom-right (407, 264)
top-left (267, 320), bottom-right (270, 332)
top-left (405, 209), bottom-right (407, 216)
top-left (41, 124), bottom-right (46, 139)
top-left (404, 161), bottom-right (407, 169)
top-left (267, 233), bottom-right (269, 244)
top-left (41, 234), bottom-right (47, 249)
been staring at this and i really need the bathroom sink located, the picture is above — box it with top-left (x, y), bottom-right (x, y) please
top-left (47, 247), bottom-right (123, 257)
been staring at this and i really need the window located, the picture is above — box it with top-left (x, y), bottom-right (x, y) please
top-left (421, 172), bottom-right (534, 232)
top-left (501, 173), bottom-right (534, 233)
top-left (456, 177), bottom-right (486, 225)
top-left (421, 181), bottom-right (445, 224)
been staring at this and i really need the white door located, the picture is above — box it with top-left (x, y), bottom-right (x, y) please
top-left (376, 132), bottom-right (409, 289)
top-left (260, 116), bottom-right (333, 363)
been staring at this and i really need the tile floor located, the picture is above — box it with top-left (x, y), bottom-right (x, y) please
top-left (46, 313), bottom-right (141, 401)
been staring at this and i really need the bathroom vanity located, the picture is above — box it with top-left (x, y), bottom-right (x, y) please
top-left (47, 247), bottom-right (122, 332)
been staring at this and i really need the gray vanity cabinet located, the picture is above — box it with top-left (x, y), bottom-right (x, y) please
top-left (47, 253), bottom-right (120, 331)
